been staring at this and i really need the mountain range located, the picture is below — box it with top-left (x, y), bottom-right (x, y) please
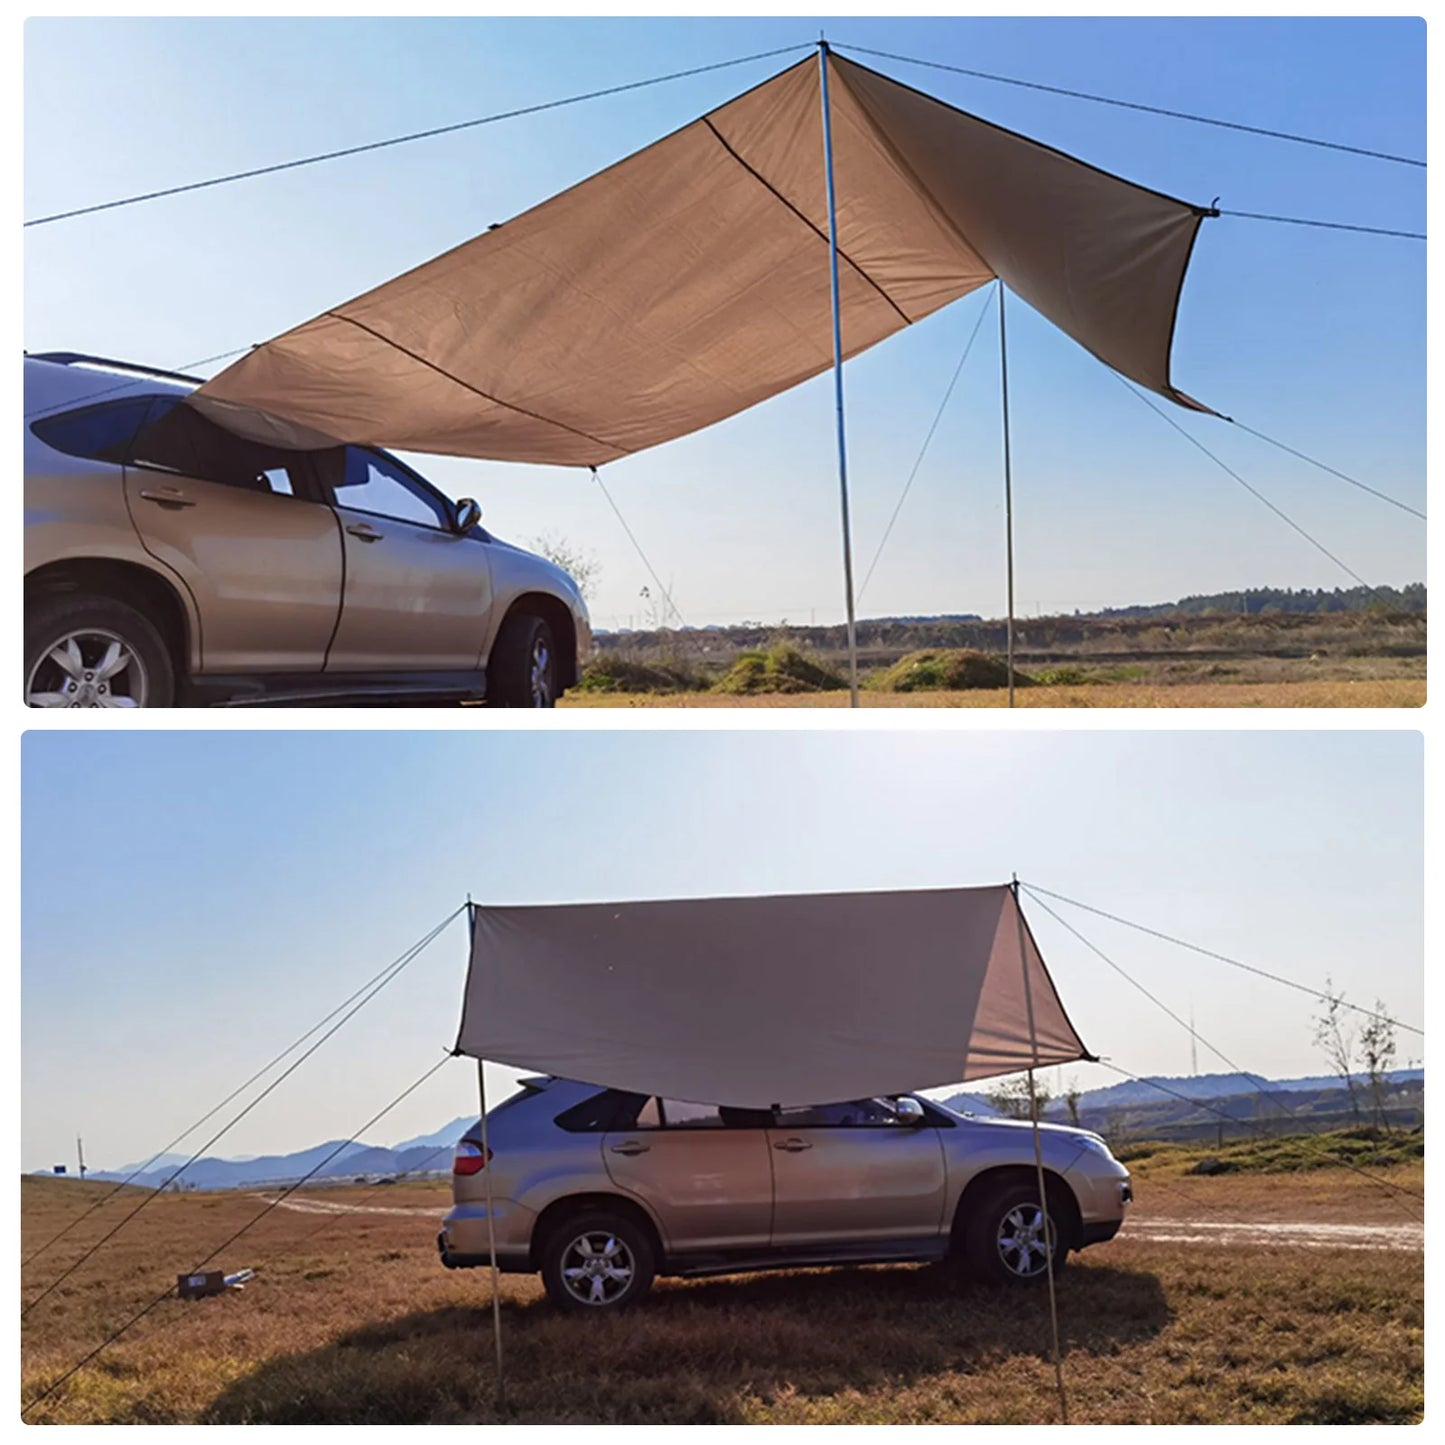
top-left (72, 1071), bottom-right (1421, 1191)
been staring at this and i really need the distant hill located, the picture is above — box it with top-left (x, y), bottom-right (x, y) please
top-left (73, 1066), bottom-right (1424, 1192)
top-left (389, 1115), bottom-right (475, 1155)
top-left (943, 1068), bottom-right (1423, 1143)
top-left (594, 584), bottom-right (1426, 642)
top-left (1092, 584), bottom-right (1424, 619)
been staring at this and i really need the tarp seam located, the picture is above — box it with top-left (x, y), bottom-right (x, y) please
top-left (701, 116), bottom-right (913, 326)
top-left (324, 311), bottom-right (632, 459)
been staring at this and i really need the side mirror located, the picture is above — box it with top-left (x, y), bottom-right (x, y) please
top-left (895, 1096), bottom-right (926, 1126)
top-left (453, 497), bottom-right (482, 534)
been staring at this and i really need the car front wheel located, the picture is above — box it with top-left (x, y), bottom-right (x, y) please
top-left (539, 1211), bottom-right (655, 1312)
top-left (963, 1181), bottom-right (1069, 1286)
top-left (25, 594), bottom-right (175, 709)
top-left (489, 612), bottom-right (559, 708)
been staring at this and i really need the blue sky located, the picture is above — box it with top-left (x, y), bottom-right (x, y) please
top-left (24, 16), bottom-right (1424, 628)
top-left (21, 729), bottom-right (1422, 1172)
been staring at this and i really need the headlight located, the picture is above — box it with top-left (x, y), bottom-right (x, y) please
top-left (1074, 1135), bottom-right (1115, 1160)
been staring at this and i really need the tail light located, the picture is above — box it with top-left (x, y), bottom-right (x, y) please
top-left (453, 1139), bottom-right (492, 1176)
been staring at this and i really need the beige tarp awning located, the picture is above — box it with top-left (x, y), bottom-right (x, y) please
top-left (194, 52), bottom-right (1212, 465)
top-left (454, 884), bottom-right (1089, 1107)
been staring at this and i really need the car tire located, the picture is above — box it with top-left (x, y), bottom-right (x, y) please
top-left (962, 1181), bottom-right (1069, 1287)
top-left (25, 593), bottom-right (175, 709)
top-left (539, 1210), bottom-right (655, 1312)
top-left (488, 611), bottom-right (558, 708)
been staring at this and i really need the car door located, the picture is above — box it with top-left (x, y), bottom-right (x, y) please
top-left (321, 448), bottom-right (493, 672)
top-left (767, 1098), bottom-right (948, 1248)
top-left (122, 398), bottom-right (343, 673)
top-left (602, 1099), bottom-right (774, 1256)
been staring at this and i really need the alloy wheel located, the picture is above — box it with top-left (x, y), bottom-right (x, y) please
top-left (529, 634), bottom-right (554, 707)
top-left (996, 1202), bottom-right (1055, 1278)
top-left (26, 630), bottom-right (147, 708)
top-left (559, 1230), bottom-right (635, 1306)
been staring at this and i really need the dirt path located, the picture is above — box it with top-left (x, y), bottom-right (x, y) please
top-left (252, 1193), bottom-right (441, 1219)
top-left (1125, 1218), bottom-right (1423, 1252)
top-left (255, 1195), bottom-right (1423, 1251)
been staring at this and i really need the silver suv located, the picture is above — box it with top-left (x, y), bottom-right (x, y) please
top-left (439, 1077), bottom-right (1132, 1311)
top-left (24, 353), bottom-right (590, 706)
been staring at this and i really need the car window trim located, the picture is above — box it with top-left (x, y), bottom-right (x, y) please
top-left (770, 1099), bottom-right (925, 1129)
top-left (329, 446), bottom-right (460, 534)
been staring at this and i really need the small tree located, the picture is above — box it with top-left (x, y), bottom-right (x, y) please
top-left (985, 1073), bottom-right (1054, 1121)
top-left (1063, 1076), bottom-right (1083, 1128)
top-left (1358, 1001), bottom-right (1398, 1132)
top-left (1313, 978), bottom-right (1362, 1128)
top-left (527, 532), bottom-right (601, 603)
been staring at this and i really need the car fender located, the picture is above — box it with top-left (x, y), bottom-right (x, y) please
top-left (514, 1168), bottom-right (668, 1251)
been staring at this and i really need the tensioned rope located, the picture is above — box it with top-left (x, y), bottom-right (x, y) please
top-left (21, 905), bottom-right (465, 1319)
top-left (858, 282), bottom-right (998, 604)
top-left (1020, 890), bottom-right (1425, 1211)
top-left (1114, 375), bottom-right (1392, 603)
top-left (592, 467), bottom-right (687, 630)
top-left (26, 43), bottom-right (1424, 235)
top-left (22, 1053), bottom-right (456, 1420)
top-left (23, 908), bottom-right (468, 1269)
top-left (1023, 882), bottom-right (1422, 1037)
top-left (1228, 421), bottom-right (1424, 521)
top-left (830, 42), bottom-right (1426, 170)
top-left (1215, 209), bottom-right (1423, 242)
top-left (22, 44), bottom-right (814, 228)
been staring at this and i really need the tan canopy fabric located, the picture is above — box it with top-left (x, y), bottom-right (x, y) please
top-left (194, 52), bottom-right (1211, 464)
top-left (454, 884), bottom-right (1089, 1107)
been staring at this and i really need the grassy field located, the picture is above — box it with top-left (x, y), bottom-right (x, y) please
top-left (20, 1152), bottom-right (1423, 1425)
top-left (566, 678), bottom-right (1424, 708)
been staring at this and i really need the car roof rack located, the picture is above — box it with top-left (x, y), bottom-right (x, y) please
top-left (24, 351), bottom-right (204, 386)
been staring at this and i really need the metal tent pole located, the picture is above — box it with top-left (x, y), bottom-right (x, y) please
top-left (477, 1057), bottom-right (506, 1411)
top-left (1012, 877), bottom-right (1069, 1425)
top-left (818, 40), bottom-right (861, 708)
top-left (999, 287), bottom-right (1017, 708)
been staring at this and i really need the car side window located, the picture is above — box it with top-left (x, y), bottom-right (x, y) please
top-left (644, 1100), bottom-right (771, 1129)
top-left (334, 448), bottom-right (450, 529)
top-left (554, 1089), bottom-right (647, 1132)
top-left (773, 1098), bottom-right (905, 1128)
top-left (30, 397), bottom-right (158, 463)
top-left (128, 398), bottom-right (311, 498)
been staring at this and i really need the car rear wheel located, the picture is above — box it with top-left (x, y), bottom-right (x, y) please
top-left (963, 1181), bottom-right (1068, 1286)
top-left (540, 1211), bottom-right (655, 1312)
top-left (489, 612), bottom-right (558, 708)
top-left (25, 594), bottom-right (175, 708)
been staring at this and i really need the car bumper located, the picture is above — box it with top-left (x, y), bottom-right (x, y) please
top-left (1065, 1159), bottom-right (1132, 1247)
top-left (438, 1199), bottom-right (535, 1272)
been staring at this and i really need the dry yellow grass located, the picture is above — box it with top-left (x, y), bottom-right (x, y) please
top-left (563, 679), bottom-right (1425, 709)
top-left (20, 1164), bottom-right (1422, 1425)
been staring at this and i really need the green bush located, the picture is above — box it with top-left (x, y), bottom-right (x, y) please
top-left (867, 649), bottom-right (1027, 693)
top-left (712, 644), bottom-right (847, 695)
top-left (1033, 665), bottom-right (1089, 687)
top-left (577, 656), bottom-right (707, 694)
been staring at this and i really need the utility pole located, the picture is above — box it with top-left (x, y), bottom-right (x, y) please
top-left (1189, 1003), bottom-right (1198, 1077)
top-left (76, 1135), bottom-right (86, 1181)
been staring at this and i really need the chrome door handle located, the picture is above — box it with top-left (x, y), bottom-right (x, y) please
top-left (346, 523), bottom-right (383, 542)
top-left (609, 1142), bottom-right (650, 1156)
top-left (138, 487), bottom-right (196, 508)
top-left (773, 1138), bottom-right (812, 1152)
